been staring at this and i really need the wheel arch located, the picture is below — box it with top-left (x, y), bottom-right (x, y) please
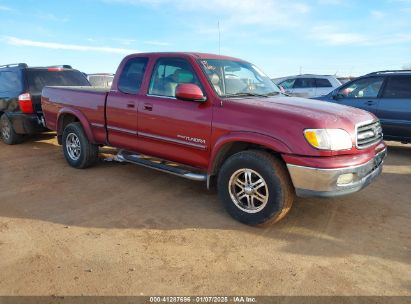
top-left (57, 108), bottom-right (95, 145)
top-left (207, 132), bottom-right (292, 186)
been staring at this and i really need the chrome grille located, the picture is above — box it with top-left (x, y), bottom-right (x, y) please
top-left (356, 120), bottom-right (383, 149)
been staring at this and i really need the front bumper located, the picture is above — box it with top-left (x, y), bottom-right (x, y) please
top-left (287, 148), bottom-right (387, 198)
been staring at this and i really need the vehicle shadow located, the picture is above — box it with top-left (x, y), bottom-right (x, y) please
top-left (0, 139), bottom-right (410, 266)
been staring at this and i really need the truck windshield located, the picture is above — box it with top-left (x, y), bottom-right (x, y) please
top-left (199, 59), bottom-right (281, 98)
top-left (26, 69), bottom-right (90, 95)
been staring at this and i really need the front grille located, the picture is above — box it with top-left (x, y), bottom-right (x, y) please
top-left (356, 120), bottom-right (383, 149)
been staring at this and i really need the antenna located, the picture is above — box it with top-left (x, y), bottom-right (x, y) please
top-left (218, 21), bottom-right (221, 55)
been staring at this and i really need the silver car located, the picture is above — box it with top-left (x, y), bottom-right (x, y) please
top-left (273, 74), bottom-right (342, 98)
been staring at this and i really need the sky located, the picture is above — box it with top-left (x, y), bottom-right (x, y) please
top-left (0, 0), bottom-right (410, 77)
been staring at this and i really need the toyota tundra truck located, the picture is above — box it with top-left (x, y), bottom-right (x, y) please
top-left (41, 52), bottom-right (387, 225)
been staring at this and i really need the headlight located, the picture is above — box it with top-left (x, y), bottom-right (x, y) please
top-left (304, 129), bottom-right (353, 151)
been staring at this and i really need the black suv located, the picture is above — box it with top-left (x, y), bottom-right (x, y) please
top-left (316, 70), bottom-right (411, 143)
top-left (0, 63), bottom-right (90, 144)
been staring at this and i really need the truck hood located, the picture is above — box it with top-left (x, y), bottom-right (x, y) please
top-left (231, 96), bottom-right (375, 128)
top-left (218, 95), bottom-right (379, 156)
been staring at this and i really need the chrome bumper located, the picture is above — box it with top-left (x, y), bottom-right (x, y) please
top-left (287, 149), bottom-right (387, 198)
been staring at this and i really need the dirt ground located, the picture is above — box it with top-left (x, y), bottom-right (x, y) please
top-left (0, 134), bottom-right (410, 296)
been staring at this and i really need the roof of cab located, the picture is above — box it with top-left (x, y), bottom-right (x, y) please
top-left (127, 52), bottom-right (245, 62)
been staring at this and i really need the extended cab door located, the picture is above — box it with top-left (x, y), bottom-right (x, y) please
top-left (137, 57), bottom-right (212, 169)
top-left (378, 75), bottom-right (411, 141)
top-left (105, 57), bottom-right (148, 151)
top-left (333, 76), bottom-right (385, 117)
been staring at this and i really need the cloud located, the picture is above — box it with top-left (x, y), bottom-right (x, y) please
top-left (36, 12), bottom-right (70, 23)
top-left (112, 38), bottom-right (136, 46)
top-left (309, 26), bottom-right (411, 46)
top-left (0, 5), bottom-right (12, 11)
top-left (1, 36), bottom-right (139, 54)
top-left (144, 40), bottom-right (170, 46)
top-left (310, 26), bottom-right (367, 45)
top-left (104, 0), bottom-right (311, 27)
top-left (370, 10), bottom-right (384, 18)
top-left (317, 0), bottom-right (343, 4)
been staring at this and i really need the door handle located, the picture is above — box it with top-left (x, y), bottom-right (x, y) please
top-left (366, 100), bottom-right (375, 105)
top-left (143, 103), bottom-right (153, 111)
top-left (127, 102), bottom-right (135, 108)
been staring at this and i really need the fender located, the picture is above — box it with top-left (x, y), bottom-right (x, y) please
top-left (57, 107), bottom-right (96, 144)
top-left (208, 131), bottom-right (293, 175)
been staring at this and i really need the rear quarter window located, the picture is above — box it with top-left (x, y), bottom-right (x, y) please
top-left (26, 69), bottom-right (90, 95)
top-left (0, 70), bottom-right (23, 96)
top-left (316, 78), bottom-right (332, 88)
top-left (118, 57), bottom-right (148, 94)
top-left (382, 76), bottom-right (411, 98)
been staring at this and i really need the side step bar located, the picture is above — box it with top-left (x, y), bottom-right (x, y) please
top-left (116, 150), bottom-right (207, 182)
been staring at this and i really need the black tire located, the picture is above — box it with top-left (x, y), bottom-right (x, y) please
top-left (0, 114), bottom-right (23, 145)
top-left (62, 122), bottom-right (98, 169)
top-left (217, 150), bottom-right (295, 226)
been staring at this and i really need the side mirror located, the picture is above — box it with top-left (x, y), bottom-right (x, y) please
top-left (175, 84), bottom-right (207, 102)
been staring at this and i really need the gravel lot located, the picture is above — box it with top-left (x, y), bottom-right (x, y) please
top-left (0, 134), bottom-right (410, 296)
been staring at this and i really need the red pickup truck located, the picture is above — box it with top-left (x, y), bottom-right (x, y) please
top-left (41, 52), bottom-right (387, 225)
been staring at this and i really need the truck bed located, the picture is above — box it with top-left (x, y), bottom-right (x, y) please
top-left (41, 86), bottom-right (109, 144)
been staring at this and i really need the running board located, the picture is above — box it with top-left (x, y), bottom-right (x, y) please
top-left (116, 150), bottom-right (207, 182)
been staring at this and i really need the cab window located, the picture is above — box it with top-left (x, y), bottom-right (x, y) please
top-left (293, 78), bottom-right (316, 89)
top-left (338, 77), bottom-right (384, 98)
top-left (118, 57), bottom-right (148, 94)
top-left (148, 58), bottom-right (201, 98)
top-left (316, 78), bottom-right (332, 88)
top-left (279, 78), bottom-right (296, 90)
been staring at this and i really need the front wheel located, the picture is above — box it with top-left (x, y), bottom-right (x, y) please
top-left (217, 150), bottom-right (295, 226)
top-left (62, 122), bottom-right (98, 169)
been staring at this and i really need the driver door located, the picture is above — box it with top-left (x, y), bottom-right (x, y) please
top-left (334, 76), bottom-right (385, 116)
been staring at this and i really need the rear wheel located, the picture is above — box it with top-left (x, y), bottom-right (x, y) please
top-left (62, 122), bottom-right (98, 168)
top-left (217, 150), bottom-right (295, 226)
top-left (0, 114), bottom-right (23, 145)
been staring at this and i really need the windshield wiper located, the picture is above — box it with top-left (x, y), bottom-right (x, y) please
top-left (223, 92), bottom-right (270, 98)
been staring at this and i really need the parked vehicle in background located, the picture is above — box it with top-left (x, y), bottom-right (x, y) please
top-left (0, 63), bottom-right (90, 144)
top-left (274, 75), bottom-right (341, 98)
top-left (87, 73), bottom-right (114, 88)
top-left (337, 76), bottom-right (356, 84)
top-left (316, 70), bottom-right (411, 143)
top-left (42, 52), bottom-right (386, 226)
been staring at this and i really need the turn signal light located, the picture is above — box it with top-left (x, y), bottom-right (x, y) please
top-left (18, 93), bottom-right (34, 114)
